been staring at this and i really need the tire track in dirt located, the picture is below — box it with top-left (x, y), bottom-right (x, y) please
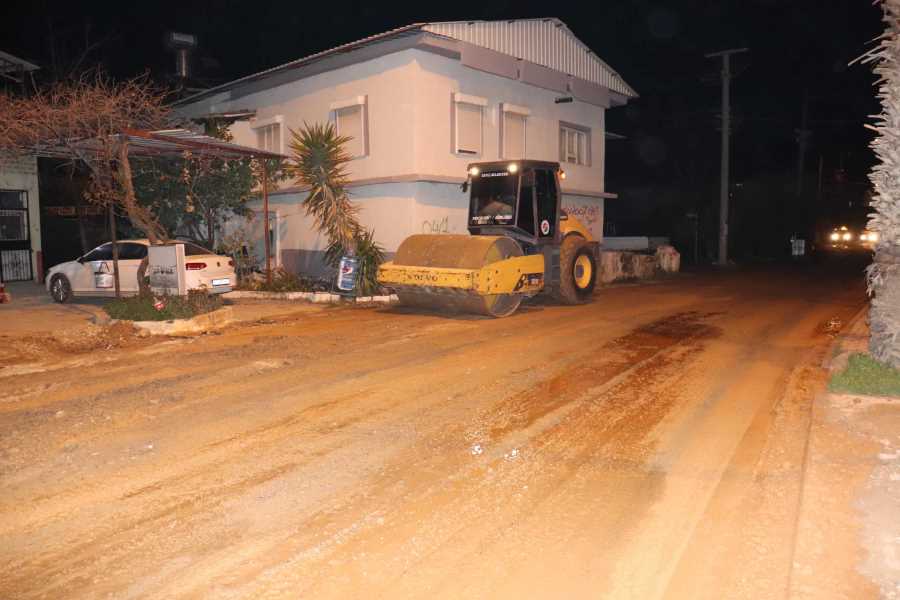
top-left (155, 313), bottom-right (722, 598)
top-left (2, 308), bottom-right (712, 599)
top-left (4, 303), bottom-right (693, 597)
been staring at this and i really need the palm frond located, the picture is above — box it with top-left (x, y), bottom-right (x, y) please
top-left (288, 122), bottom-right (360, 252)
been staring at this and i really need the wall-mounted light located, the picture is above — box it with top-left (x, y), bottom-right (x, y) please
top-left (554, 96), bottom-right (574, 104)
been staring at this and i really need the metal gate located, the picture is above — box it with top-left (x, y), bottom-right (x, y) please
top-left (0, 249), bottom-right (32, 281)
top-left (0, 190), bottom-right (33, 282)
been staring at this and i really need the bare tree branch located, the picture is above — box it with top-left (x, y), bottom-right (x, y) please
top-left (0, 70), bottom-right (172, 241)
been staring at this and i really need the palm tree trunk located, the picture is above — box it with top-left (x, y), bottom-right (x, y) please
top-left (865, 0), bottom-right (900, 368)
top-left (870, 249), bottom-right (900, 367)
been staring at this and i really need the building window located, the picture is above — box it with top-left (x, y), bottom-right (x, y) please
top-left (331, 96), bottom-right (368, 158)
top-left (0, 210), bottom-right (27, 241)
top-left (453, 93), bottom-right (487, 155)
top-left (559, 123), bottom-right (591, 166)
top-left (501, 103), bottom-right (529, 159)
top-left (0, 190), bottom-right (27, 241)
top-left (252, 116), bottom-right (284, 154)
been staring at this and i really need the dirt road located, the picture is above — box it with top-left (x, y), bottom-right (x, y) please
top-left (0, 264), bottom-right (871, 599)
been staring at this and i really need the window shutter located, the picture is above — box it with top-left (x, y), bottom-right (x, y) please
top-left (456, 103), bottom-right (482, 154)
top-left (503, 112), bottom-right (526, 159)
top-left (559, 128), bottom-right (566, 162)
top-left (336, 104), bottom-right (365, 157)
top-left (256, 124), bottom-right (281, 153)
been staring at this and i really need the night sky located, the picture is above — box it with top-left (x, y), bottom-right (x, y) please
top-left (1, 0), bottom-right (885, 254)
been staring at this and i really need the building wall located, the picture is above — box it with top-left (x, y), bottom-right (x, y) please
top-left (233, 184), bottom-right (421, 276)
top-left (411, 49), bottom-right (606, 196)
top-left (182, 46), bottom-right (610, 274)
top-left (0, 155), bottom-right (42, 282)
top-left (183, 50), bottom-right (420, 183)
top-left (178, 48), bottom-right (608, 196)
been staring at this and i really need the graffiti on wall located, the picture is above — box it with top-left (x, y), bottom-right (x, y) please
top-left (563, 204), bottom-right (601, 228)
top-left (422, 216), bottom-right (450, 234)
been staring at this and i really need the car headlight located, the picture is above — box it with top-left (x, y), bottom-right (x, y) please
top-left (830, 232), bottom-right (840, 241)
top-left (842, 232), bottom-right (852, 241)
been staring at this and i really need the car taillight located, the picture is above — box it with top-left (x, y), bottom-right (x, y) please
top-left (228, 259), bottom-right (234, 267)
top-left (185, 262), bottom-right (207, 270)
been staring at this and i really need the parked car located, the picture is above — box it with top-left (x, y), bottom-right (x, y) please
top-left (46, 239), bottom-right (235, 303)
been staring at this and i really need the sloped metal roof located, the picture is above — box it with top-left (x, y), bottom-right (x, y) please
top-left (175, 19), bottom-right (635, 107)
top-left (423, 19), bottom-right (636, 98)
top-left (37, 128), bottom-right (285, 160)
top-left (0, 50), bottom-right (39, 74)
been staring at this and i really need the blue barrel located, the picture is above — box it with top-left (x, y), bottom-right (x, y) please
top-left (337, 256), bottom-right (359, 292)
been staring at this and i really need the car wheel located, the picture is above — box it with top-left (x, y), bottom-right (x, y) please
top-left (50, 274), bottom-right (73, 303)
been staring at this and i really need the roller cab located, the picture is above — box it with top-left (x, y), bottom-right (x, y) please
top-left (378, 160), bottom-right (597, 317)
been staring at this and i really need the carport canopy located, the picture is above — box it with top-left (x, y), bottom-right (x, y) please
top-left (39, 127), bottom-right (287, 161)
top-left (38, 127), bottom-right (288, 291)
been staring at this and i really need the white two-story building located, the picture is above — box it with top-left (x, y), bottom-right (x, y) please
top-left (175, 19), bottom-right (636, 274)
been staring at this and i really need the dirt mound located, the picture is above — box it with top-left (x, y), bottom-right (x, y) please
top-left (0, 321), bottom-right (143, 367)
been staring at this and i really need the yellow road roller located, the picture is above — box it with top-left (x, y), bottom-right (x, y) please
top-left (377, 160), bottom-right (598, 317)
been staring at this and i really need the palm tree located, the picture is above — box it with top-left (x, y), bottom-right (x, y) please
top-left (288, 122), bottom-right (359, 255)
top-left (861, 0), bottom-right (900, 367)
top-left (288, 122), bottom-right (385, 293)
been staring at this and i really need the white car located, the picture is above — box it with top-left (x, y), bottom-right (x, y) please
top-left (46, 239), bottom-right (236, 303)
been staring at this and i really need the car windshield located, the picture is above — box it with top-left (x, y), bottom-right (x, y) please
top-left (469, 171), bottom-right (518, 226)
top-left (82, 243), bottom-right (113, 262)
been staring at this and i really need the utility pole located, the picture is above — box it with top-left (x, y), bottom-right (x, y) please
top-left (817, 154), bottom-right (824, 205)
top-left (796, 90), bottom-right (810, 198)
top-left (705, 47), bottom-right (748, 266)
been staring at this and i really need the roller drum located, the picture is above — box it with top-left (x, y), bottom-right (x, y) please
top-left (391, 234), bottom-right (524, 317)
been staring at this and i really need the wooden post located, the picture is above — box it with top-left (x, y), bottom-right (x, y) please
top-left (108, 204), bottom-right (121, 298)
top-left (263, 160), bottom-right (272, 286)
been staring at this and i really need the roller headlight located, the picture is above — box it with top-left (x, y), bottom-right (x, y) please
top-left (830, 232), bottom-right (840, 241)
top-left (842, 232), bottom-right (852, 241)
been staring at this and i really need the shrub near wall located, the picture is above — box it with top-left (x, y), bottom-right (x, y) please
top-left (104, 290), bottom-right (223, 321)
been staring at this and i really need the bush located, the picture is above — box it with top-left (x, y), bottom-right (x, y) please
top-left (829, 353), bottom-right (900, 397)
top-left (104, 289), bottom-right (223, 321)
top-left (237, 267), bottom-right (323, 292)
top-left (354, 229), bottom-right (386, 296)
top-left (324, 228), bottom-right (386, 296)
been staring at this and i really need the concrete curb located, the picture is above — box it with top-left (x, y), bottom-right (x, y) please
top-left (224, 290), bottom-right (398, 304)
top-left (824, 304), bottom-right (870, 372)
top-left (128, 306), bottom-right (235, 336)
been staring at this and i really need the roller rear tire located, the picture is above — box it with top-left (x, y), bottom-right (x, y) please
top-left (555, 236), bottom-right (596, 305)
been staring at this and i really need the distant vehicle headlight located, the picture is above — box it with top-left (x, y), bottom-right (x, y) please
top-left (865, 232), bottom-right (878, 242)
top-left (842, 232), bottom-right (852, 241)
top-left (830, 232), bottom-right (840, 241)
